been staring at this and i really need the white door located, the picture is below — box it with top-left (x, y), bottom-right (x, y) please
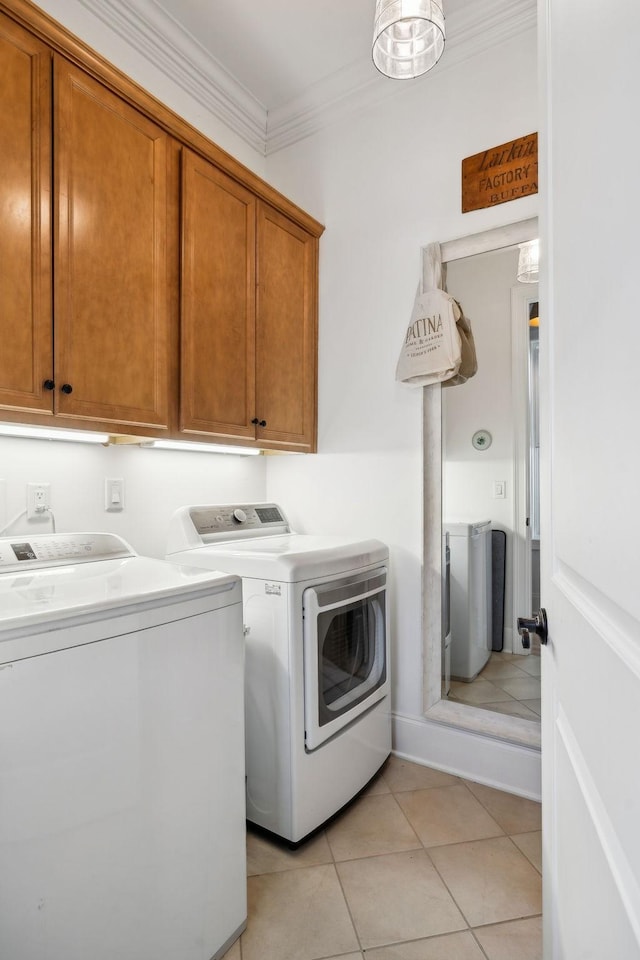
top-left (540, 0), bottom-right (640, 956)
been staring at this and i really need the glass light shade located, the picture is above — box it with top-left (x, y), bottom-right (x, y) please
top-left (517, 239), bottom-right (540, 283)
top-left (372, 0), bottom-right (446, 80)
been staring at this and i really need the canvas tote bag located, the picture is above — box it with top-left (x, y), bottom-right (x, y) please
top-left (443, 301), bottom-right (478, 387)
top-left (395, 243), bottom-right (462, 386)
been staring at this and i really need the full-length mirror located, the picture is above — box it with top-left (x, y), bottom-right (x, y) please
top-left (421, 217), bottom-right (541, 749)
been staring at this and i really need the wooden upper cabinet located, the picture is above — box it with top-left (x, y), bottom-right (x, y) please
top-left (181, 158), bottom-right (318, 451)
top-left (180, 149), bottom-right (256, 439)
top-left (0, 4), bottom-right (321, 449)
top-left (53, 56), bottom-right (174, 431)
top-left (0, 13), bottom-right (52, 414)
top-left (256, 202), bottom-right (318, 452)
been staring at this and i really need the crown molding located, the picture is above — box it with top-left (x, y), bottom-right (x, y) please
top-left (77, 0), bottom-right (535, 157)
top-left (266, 0), bottom-right (536, 154)
top-left (76, 0), bottom-right (268, 154)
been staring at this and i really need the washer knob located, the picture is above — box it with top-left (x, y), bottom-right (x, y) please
top-left (232, 508), bottom-right (247, 524)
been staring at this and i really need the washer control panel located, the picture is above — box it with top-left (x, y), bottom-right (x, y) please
top-left (0, 533), bottom-right (133, 572)
top-left (190, 503), bottom-right (288, 540)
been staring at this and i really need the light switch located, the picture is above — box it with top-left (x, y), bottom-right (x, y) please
top-left (105, 477), bottom-right (125, 512)
top-left (493, 480), bottom-right (506, 499)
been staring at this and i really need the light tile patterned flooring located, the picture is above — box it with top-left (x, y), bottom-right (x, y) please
top-left (448, 651), bottom-right (541, 720)
top-left (223, 756), bottom-right (542, 960)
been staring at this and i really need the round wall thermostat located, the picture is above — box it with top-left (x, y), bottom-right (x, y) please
top-left (472, 429), bottom-right (492, 451)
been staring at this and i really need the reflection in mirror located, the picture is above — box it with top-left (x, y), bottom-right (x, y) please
top-left (441, 245), bottom-right (540, 724)
top-left (529, 300), bottom-right (541, 616)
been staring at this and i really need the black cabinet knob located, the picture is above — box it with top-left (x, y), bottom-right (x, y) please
top-left (259, 420), bottom-right (267, 427)
top-left (60, 383), bottom-right (73, 395)
top-left (43, 379), bottom-right (55, 391)
top-left (251, 418), bottom-right (259, 425)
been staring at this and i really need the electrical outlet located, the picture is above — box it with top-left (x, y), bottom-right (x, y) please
top-left (27, 482), bottom-right (51, 519)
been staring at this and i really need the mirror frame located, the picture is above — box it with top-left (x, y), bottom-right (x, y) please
top-left (421, 216), bottom-right (541, 749)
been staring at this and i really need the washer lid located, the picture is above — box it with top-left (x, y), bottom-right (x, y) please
top-left (0, 533), bottom-right (240, 637)
top-left (168, 534), bottom-right (388, 582)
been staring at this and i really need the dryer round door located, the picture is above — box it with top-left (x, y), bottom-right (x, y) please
top-left (303, 568), bottom-right (389, 751)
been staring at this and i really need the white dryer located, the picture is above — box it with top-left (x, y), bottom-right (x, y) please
top-left (166, 503), bottom-right (391, 844)
top-left (0, 532), bottom-right (246, 960)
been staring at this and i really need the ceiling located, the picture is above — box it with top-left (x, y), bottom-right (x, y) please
top-left (156, 0), bottom-right (380, 112)
top-left (79, 0), bottom-right (536, 154)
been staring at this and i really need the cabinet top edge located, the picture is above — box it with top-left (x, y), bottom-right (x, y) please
top-left (0, 0), bottom-right (325, 238)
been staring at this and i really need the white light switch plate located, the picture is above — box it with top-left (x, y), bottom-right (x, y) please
top-left (493, 480), bottom-right (507, 499)
top-left (105, 477), bottom-right (125, 512)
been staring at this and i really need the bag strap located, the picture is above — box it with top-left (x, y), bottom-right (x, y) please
top-left (422, 242), bottom-right (443, 293)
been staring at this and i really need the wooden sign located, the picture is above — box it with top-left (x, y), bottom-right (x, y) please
top-left (462, 132), bottom-right (538, 213)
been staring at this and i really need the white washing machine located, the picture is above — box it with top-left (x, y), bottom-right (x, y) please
top-left (445, 519), bottom-right (492, 682)
top-left (0, 532), bottom-right (246, 960)
top-left (166, 503), bottom-right (391, 844)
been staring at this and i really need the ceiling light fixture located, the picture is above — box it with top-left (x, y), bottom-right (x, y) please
top-left (372, 0), bottom-right (446, 80)
top-left (517, 239), bottom-right (540, 283)
top-left (141, 440), bottom-right (261, 456)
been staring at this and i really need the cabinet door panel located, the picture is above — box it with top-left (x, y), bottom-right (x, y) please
top-left (54, 57), bottom-right (171, 430)
top-left (0, 14), bottom-right (52, 413)
top-left (181, 150), bottom-right (256, 439)
top-left (256, 203), bottom-right (317, 451)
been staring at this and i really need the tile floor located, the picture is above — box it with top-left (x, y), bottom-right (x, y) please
top-left (448, 651), bottom-right (541, 720)
top-left (224, 755), bottom-right (542, 960)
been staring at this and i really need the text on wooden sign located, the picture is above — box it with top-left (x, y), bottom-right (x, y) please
top-left (462, 132), bottom-right (538, 213)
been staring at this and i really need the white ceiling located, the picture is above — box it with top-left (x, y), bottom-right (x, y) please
top-left (156, 0), bottom-right (379, 112)
top-left (80, 0), bottom-right (536, 154)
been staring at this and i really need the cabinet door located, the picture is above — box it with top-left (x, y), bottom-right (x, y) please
top-left (0, 14), bottom-right (52, 414)
top-left (256, 202), bottom-right (318, 452)
top-left (180, 150), bottom-right (256, 439)
top-left (54, 57), bottom-right (173, 432)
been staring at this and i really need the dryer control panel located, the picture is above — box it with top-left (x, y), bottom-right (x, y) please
top-left (190, 503), bottom-right (290, 542)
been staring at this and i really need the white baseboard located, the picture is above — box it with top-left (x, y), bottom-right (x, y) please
top-left (503, 625), bottom-right (514, 653)
top-left (392, 710), bottom-right (542, 801)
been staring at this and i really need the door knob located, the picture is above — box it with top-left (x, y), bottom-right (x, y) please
top-left (43, 379), bottom-right (55, 391)
top-left (259, 420), bottom-right (267, 427)
top-left (251, 418), bottom-right (259, 425)
top-left (517, 608), bottom-right (548, 649)
top-left (60, 383), bottom-right (73, 394)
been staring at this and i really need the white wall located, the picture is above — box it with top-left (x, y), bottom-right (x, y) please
top-left (0, 438), bottom-right (266, 559)
top-left (265, 35), bottom-right (539, 729)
